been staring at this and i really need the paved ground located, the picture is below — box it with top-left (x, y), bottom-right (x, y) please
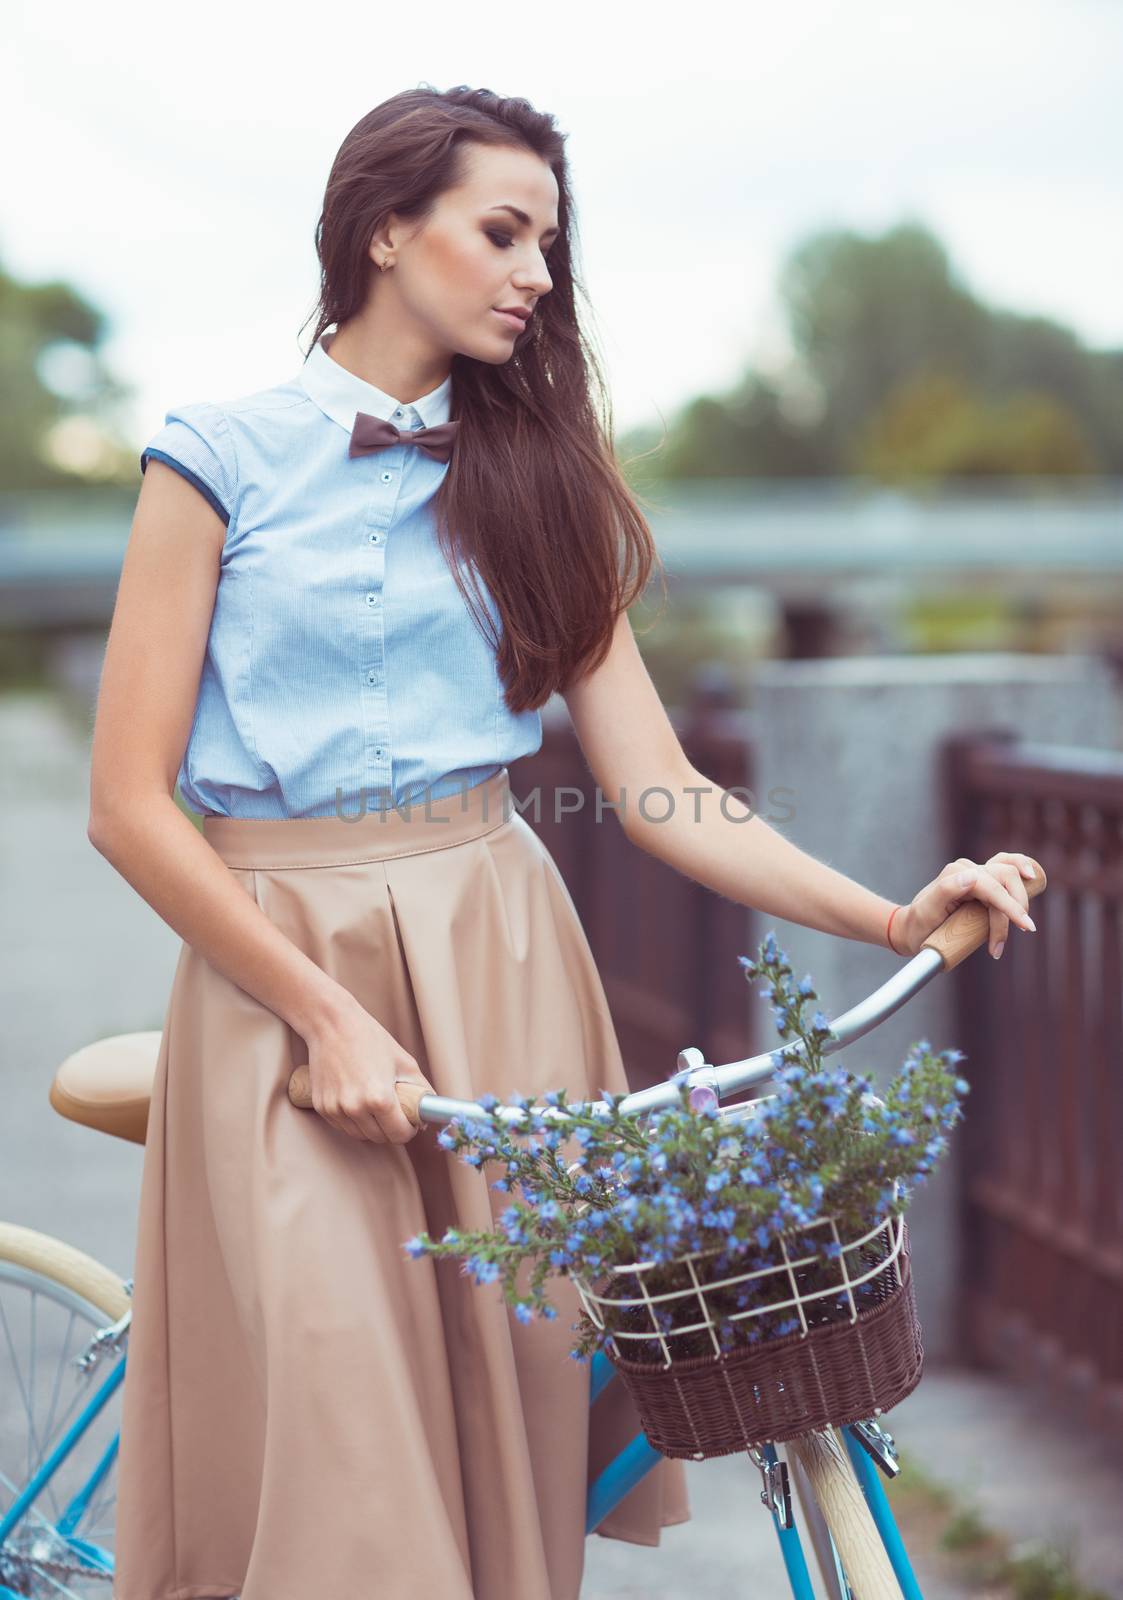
top-left (5, 682), bottom-right (1122, 1599)
top-left (580, 1438), bottom-right (974, 1599)
top-left (884, 1363), bottom-right (1123, 1598)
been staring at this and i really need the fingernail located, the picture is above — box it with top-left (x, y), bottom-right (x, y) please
top-left (1023, 914), bottom-right (1036, 932)
top-left (991, 941), bottom-right (1005, 959)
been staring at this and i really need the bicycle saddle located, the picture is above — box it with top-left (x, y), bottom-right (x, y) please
top-left (49, 1031), bottom-right (160, 1147)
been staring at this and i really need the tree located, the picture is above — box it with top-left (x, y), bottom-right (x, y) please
top-left (619, 218), bottom-right (1123, 483)
top-left (0, 257), bottom-right (137, 490)
top-left (851, 370), bottom-right (1098, 481)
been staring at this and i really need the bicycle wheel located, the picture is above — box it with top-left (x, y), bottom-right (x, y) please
top-left (0, 1221), bottom-right (130, 1598)
top-left (787, 1427), bottom-right (902, 1599)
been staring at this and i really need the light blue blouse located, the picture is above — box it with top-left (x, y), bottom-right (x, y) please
top-left (139, 330), bottom-right (542, 818)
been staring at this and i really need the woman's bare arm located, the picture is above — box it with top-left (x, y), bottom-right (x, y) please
top-left (87, 463), bottom-right (422, 1142)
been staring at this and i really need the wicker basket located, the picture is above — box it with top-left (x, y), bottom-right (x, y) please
top-left (574, 1212), bottom-right (924, 1459)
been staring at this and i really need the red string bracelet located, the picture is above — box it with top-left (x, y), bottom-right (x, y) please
top-left (886, 903), bottom-right (904, 955)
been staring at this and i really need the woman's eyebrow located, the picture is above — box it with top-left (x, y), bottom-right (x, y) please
top-left (486, 204), bottom-right (560, 241)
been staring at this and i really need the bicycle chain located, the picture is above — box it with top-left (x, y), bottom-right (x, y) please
top-left (4, 1551), bottom-right (113, 1587)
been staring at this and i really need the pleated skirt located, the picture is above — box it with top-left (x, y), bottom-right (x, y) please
top-left (112, 767), bottom-right (691, 1600)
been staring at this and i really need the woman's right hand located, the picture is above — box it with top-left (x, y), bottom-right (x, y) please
top-left (302, 993), bottom-right (433, 1144)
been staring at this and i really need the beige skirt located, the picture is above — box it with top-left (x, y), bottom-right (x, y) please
top-left (113, 767), bottom-right (690, 1600)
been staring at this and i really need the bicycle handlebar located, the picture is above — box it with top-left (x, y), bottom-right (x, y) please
top-left (287, 859), bottom-right (1047, 1133)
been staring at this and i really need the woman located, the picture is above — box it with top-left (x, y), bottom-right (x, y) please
top-left (91, 84), bottom-right (1037, 1600)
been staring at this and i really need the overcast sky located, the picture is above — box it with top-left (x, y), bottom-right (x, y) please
top-left (7, 0), bottom-right (1122, 449)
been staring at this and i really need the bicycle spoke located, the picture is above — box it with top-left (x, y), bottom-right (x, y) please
top-left (29, 1289), bottom-right (37, 1487)
top-left (40, 1306), bottom-right (79, 1457)
top-left (80, 1476), bottom-right (118, 1542)
top-left (0, 1286), bottom-right (57, 1522)
top-left (0, 1269), bottom-right (123, 1596)
top-left (7, 1288), bottom-right (69, 1527)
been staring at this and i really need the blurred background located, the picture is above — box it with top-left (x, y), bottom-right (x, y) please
top-left (3, 1), bottom-right (1122, 1594)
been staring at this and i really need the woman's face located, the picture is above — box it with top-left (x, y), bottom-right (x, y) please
top-left (376, 142), bottom-right (559, 365)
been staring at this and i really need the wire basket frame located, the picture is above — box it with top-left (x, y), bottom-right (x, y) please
top-left (569, 1202), bottom-right (922, 1457)
top-left (570, 1205), bottom-right (907, 1366)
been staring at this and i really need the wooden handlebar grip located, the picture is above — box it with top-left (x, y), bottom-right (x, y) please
top-left (920, 855), bottom-right (1047, 972)
top-left (286, 1066), bottom-right (429, 1130)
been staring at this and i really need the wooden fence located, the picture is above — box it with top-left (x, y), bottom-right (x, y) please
top-left (942, 730), bottom-right (1123, 1431)
top-left (512, 678), bottom-right (762, 1097)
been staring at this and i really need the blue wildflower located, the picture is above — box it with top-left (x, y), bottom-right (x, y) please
top-left (466, 1256), bottom-right (500, 1284)
top-left (500, 1207), bottom-right (526, 1244)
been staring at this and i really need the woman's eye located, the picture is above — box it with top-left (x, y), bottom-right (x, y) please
top-left (486, 231), bottom-right (515, 249)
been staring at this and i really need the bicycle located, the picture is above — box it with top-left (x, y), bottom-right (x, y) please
top-left (1, 860), bottom-right (1045, 1598)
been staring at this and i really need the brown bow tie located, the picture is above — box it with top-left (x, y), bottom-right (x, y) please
top-left (349, 411), bottom-right (460, 464)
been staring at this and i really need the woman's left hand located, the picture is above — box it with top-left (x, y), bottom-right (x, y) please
top-left (891, 852), bottom-right (1039, 960)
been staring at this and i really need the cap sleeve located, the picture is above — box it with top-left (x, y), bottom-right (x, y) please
top-left (139, 400), bottom-right (237, 527)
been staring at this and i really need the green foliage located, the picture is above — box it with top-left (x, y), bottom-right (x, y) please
top-left (940, 1504), bottom-right (991, 1551)
top-left (890, 1452), bottom-right (1112, 1598)
top-left (1006, 1544), bottom-right (1091, 1600)
top-left (618, 220), bottom-right (1123, 484)
top-left (0, 255), bottom-right (138, 490)
top-left (0, 629), bottom-right (53, 692)
top-left (851, 370), bottom-right (1098, 480)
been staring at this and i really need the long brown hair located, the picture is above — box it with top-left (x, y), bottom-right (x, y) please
top-left (301, 84), bottom-right (667, 714)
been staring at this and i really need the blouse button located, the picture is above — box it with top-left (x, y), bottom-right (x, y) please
top-left (380, 470), bottom-right (393, 483)
top-left (366, 592), bottom-right (381, 607)
top-left (370, 532), bottom-right (382, 544)
top-left (367, 670), bottom-right (378, 685)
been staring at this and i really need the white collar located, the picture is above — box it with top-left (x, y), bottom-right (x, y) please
top-left (299, 329), bottom-right (452, 433)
